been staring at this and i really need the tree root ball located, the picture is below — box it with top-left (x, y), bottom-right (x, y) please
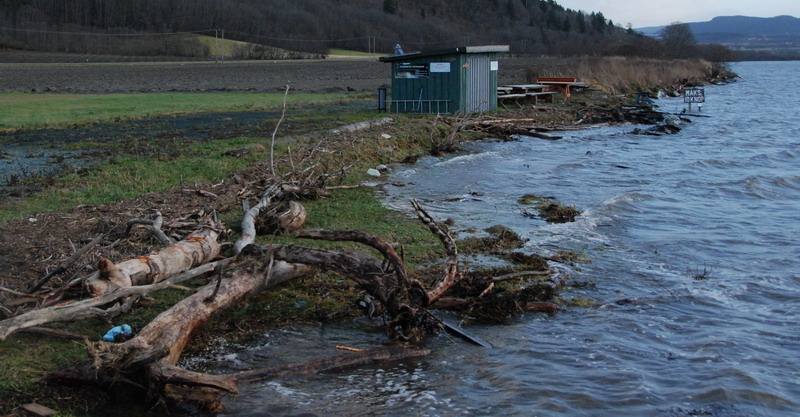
top-left (254, 201), bottom-right (307, 235)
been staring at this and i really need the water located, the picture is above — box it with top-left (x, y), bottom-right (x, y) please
top-left (217, 62), bottom-right (800, 416)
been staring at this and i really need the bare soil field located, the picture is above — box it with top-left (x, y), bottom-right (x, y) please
top-left (0, 51), bottom-right (533, 94)
top-left (0, 57), bottom-right (390, 94)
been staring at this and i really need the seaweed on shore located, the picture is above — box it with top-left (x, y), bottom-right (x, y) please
top-left (518, 194), bottom-right (581, 223)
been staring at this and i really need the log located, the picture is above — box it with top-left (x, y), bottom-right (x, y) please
top-left (116, 258), bottom-right (313, 365)
top-left (492, 270), bottom-right (550, 283)
top-left (20, 326), bottom-right (88, 341)
top-left (244, 243), bottom-right (402, 310)
top-left (21, 403), bottom-right (57, 417)
top-left (526, 131), bottom-right (563, 140)
top-left (429, 297), bottom-right (469, 310)
top-left (0, 259), bottom-right (233, 341)
top-left (526, 302), bottom-right (558, 313)
top-left (85, 226), bottom-right (222, 296)
top-left (69, 254), bottom-right (313, 407)
top-left (232, 345), bottom-right (430, 383)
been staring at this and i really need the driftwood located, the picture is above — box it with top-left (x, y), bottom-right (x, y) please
top-left (411, 199), bottom-right (461, 305)
top-left (52, 205), bottom-right (459, 406)
top-left (20, 326), bottom-right (88, 341)
top-left (232, 345), bottom-right (430, 383)
top-left (254, 200), bottom-right (306, 235)
top-left (526, 302), bottom-right (558, 313)
top-left (126, 211), bottom-right (175, 245)
top-left (154, 346), bottom-right (429, 409)
top-left (234, 184), bottom-right (281, 254)
top-left (0, 259), bottom-right (233, 341)
top-left (60, 241), bottom-right (433, 408)
top-left (85, 225), bottom-right (223, 296)
top-left (50, 253), bottom-right (316, 406)
top-left (26, 233), bottom-right (107, 294)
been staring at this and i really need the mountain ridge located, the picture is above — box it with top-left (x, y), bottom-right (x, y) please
top-left (636, 15), bottom-right (800, 57)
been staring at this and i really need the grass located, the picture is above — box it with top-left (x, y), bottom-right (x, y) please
top-left (0, 92), bottom-right (354, 130)
top-left (0, 136), bottom-right (280, 225)
top-left (328, 48), bottom-right (385, 58)
top-left (191, 34), bottom-right (262, 58)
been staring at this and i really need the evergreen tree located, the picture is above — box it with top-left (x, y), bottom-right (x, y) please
top-left (383, 0), bottom-right (397, 14)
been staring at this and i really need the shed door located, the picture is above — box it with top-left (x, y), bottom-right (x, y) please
top-left (465, 55), bottom-right (490, 113)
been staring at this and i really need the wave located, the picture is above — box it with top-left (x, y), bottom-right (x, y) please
top-left (433, 151), bottom-right (501, 167)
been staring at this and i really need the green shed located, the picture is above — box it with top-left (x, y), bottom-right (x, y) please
top-left (379, 45), bottom-right (509, 114)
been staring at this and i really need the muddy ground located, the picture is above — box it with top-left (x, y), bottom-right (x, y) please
top-left (0, 103), bottom-right (372, 187)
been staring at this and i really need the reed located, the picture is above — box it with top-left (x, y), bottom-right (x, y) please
top-left (524, 56), bottom-right (714, 94)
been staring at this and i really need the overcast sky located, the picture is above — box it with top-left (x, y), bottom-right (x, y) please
top-left (555, 0), bottom-right (799, 28)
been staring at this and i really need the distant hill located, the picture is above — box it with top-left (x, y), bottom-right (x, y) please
top-left (637, 15), bottom-right (800, 58)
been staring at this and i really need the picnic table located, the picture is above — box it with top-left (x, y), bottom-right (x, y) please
top-left (497, 84), bottom-right (556, 106)
top-left (536, 77), bottom-right (588, 98)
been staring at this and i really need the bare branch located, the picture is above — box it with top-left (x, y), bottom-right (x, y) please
top-left (410, 199), bottom-right (461, 305)
top-left (27, 233), bottom-right (107, 293)
top-left (270, 84), bottom-right (290, 177)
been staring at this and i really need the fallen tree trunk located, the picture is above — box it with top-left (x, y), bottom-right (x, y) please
top-left (117, 257), bottom-right (314, 366)
top-left (47, 254), bottom-right (316, 408)
top-left (0, 259), bottom-right (233, 341)
top-left (85, 225), bottom-right (223, 296)
top-left (67, 237), bottom-right (432, 407)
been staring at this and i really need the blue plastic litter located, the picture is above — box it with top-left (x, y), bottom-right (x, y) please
top-left (103, 324), bottom-right (133, 342)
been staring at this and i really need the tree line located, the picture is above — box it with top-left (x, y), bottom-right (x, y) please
top-left (0, 0), bottom-right (731, 61)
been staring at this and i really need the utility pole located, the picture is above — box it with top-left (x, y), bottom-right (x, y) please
top-left (214, 29), bottom-right (219, 63)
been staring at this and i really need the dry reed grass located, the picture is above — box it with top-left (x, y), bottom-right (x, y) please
top-left (522, 56), bottom-right (713, 94)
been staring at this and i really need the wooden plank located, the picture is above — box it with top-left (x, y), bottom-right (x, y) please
top-left (497, 93), bottom-right (526, 99)
top-left (504, 84), bottom-right (547, 89)
top-left (525, 92), bottom-right (556, 97)
top-left (537, 77), bottom-right (577, 83)
top-left (21, 403), bottom-right (58, 417)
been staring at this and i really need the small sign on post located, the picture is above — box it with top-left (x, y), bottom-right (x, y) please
top-left (684, 87), bottom-right (705, 113)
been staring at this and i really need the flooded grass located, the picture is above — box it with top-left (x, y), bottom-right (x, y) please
top-left (0, 92), bottom-right (362, 130)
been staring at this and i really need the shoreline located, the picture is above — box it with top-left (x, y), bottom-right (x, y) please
top-left (0, 62), bottom-right (735, 415)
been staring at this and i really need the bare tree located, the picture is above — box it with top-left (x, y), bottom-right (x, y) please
top-left (661, 22), bottom-right (697, 59)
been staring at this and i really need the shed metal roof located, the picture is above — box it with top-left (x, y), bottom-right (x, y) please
top-left (379, 45), bottom-right (509, 62)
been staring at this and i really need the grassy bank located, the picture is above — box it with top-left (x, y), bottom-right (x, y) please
top-left (0, 92), bottom-right (357, 130)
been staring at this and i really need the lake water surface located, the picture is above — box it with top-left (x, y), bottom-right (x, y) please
top-left (216, 61), bottom-right (799, 417)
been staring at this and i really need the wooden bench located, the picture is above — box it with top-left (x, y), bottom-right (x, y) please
top-left (525, 91), bottom-right (556, 104)
top-left (497, 84), bottom-right (557, 107)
